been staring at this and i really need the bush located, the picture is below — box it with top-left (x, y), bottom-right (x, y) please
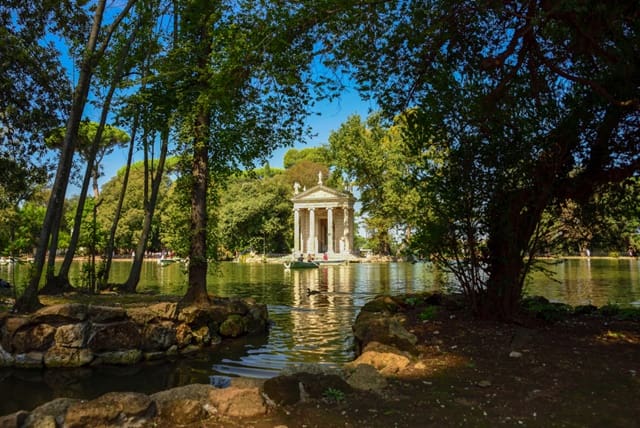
top-left (522, 296), bottom-right (571, 321)
top-left (418, 305), bottom-right (439, 321)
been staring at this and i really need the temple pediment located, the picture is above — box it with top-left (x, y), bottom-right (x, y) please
top-left (292, 185), bottom-right (354, 203)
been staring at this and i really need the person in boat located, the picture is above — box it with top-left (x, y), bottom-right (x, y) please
top-left (307, 253), bottom-right (314, 262)
top-left (297, 253), bottom-right (304, 262)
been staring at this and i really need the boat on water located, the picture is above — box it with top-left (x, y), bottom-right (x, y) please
top-left (284, 260), bottom-right (319, 269)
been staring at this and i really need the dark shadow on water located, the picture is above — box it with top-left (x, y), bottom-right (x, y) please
top-left (0, 333), bottom-right (269, 415)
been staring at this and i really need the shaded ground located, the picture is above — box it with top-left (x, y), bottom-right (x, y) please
top-left (245, 304), bottom-right (640, 428)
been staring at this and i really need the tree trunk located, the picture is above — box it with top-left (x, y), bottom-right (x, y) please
top-left (100, 115), bottom-right (138, 288)
top-left (14, 0), bottom-right (107, 313)
top-left (122, 128), bottom-right (169, 293)
top-left (482, 188), bottom-right (545, 320)
top-left (180, 113), bottom-right (211, 308)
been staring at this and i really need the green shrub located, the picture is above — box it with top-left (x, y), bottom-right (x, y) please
top-left (322, 388), bottom-right (346, 404)
top-left (418, 305), bottom-right (439, 321)
top-left (522, 296), bottom-right (571, 321)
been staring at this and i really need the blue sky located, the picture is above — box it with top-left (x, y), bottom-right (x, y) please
top-left (95, 82), bottom-right (376, 189)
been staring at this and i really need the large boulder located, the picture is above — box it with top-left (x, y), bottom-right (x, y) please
top-left (263, 372), bottom-right (353, 406)
top-left (1, 316), bottom-right (31, 352)
top-left (177, 305), bottom-right (228, 327)
top-left (44, 346), bottom-right (93, 368)
top-left (140, 321), bottom-right (177, 351)
top-left (12, 323), bottom-right (56, 353)
top-left (345, 363), bottom-right (388, 392)
top-left (86, 305), bottom-right (127, 323)
top-left (31, 304), bottom-right (88, 325)
top-left (219, 314), bottom-right (247, 338)
top-left (352, 310), bottom-right (417, 355)
top-left (22, 397), bottom-right (80, 428)
top-left (151, 384), bottom-right (216, 425)
top-left (63, 392), bottom-right (155, 428)
top-left (208, 377), bottom-right (267, 418)
top-left (94, 349), bottom-right (142, 365)
top-left (87, 321), bottom-right (141, 352)
top-left (0, 344), bottom-right (15, 367)
top-left (347, 341), bottom-right (412, 375)
top-left (54, 323), bottom-right (88, 348)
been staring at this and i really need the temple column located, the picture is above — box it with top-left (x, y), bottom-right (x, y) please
top-left (327, 207), bottom-right (334, 254)
top-left (293, 208), bottom-right (300, 254)
top-left (343, 206), bottom-right (350, 254)
top-left (308, 208), bottom-right (316, 254)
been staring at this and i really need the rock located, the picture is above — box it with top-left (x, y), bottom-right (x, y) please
top-left (178, 345), bottom-right (201, 355)
top-left (178, 305), bottom-right (228, 326)
top-left (477, 380), bottom-right (492, 388)
top-left (64, 392), bottom-right (155, 428)
top-left (224, 298), bottom-right (251, 316)
top-left (360, 295), bottom-right (406, 314)
top-left (12, 323), bottom-right (56, 353)
top-left (192, 325), bottom-right (212, 345)
top-left (94, 349), bottom-right (142, 365)
top-left (31, 304), bottom-right (88, 325)
top-left (509, 351), bottom-right (523, 358)
top-left (353, 311), bottom-right (417, 356)
top-left (175, 323), bottom-right (193, 347)
top-left (0, 344), bottom-right (14, 367)
top-left (208, 378), bottom-right (267, 418)
top-left (87, 321), bottom-right (141, 351)
top-left (348, 342), bottom-right (412, 375)
top-left (153, 398), bottom-right (208, 425)
top-left (0, 410), bottom-right (28, 428)
top-left (346, 363), bottom-right (388, 392)
top-left (263, 373), bottom-right (352, 406)
top-left (0, 316), bottom-right (30, 352)
top-left (128, 303), bottom-right (178, 325)
top-left (140, 321), bottom-right (177, 351)
top-left (22, 397), bottom-right (80, 428)
top-left (219, 314), bottom-right (247, 338)
top-left (44, 346), bottom-right (93, 367)
top-left (152, 384), bottom-right (216, 425)
top-left (86, 305), bottom-right (127, 323)
top-left (246, 305), bottom-right (269, 334)
top-left (14, 352), bottom-right (44, 368)
top-left (54, 323), bottom-right (88, 348)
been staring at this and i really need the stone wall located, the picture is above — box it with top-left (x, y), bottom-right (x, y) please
top-left (0, 297), bottom-right (268, 368)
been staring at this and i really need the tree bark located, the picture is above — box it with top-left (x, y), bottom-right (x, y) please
top-left (100, 114), bottom-right (138, 289)
top-left (180, 116), bottom-right (211, 307)
top-left (122, 128), bottom-right (169, 293)
top-left (14, 0), bottom-right (107, 313)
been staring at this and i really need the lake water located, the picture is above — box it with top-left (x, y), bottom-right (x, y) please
top-left (0, 258), bottom-right (638, 414)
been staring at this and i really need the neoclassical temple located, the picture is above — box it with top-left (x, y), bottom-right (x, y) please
top-left (291, 173), bottom-right (356, 257)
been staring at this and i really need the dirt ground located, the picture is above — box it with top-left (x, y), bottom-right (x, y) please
top-left (242, 305), bottom-right (640, 428)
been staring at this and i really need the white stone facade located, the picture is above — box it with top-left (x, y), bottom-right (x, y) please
top-left (291, 183), bottom-right (356, 257)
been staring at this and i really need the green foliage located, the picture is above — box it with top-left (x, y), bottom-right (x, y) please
top-left (217, 172), bottom-right (292, 255)
top-left (325, 0), bottom-right (640, 319)
top-left (283, 147), bottom-right (332, 169)
top-left (418, 306), bottom-right (439, 321)
top-left (521, 296), bottom-right (572, 322)
top-left (329, 113), bottom-right (419, 255)
top-left (98, 160), bottom-right (171, 253)
top-left (322, 388), bottom-right (346, 404)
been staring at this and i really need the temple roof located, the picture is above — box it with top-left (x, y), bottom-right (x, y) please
top-left (291, 184), bottom-right (355, 206)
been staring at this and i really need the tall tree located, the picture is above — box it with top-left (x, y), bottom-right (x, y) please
top-left (327, 1), bottom-right (640, 319)
top-left (14, 0), bottom-right (136, 312)
top-left (169, 0), bottom-right (324, 307)
top-left (329, 113), bottom-right (418, 255)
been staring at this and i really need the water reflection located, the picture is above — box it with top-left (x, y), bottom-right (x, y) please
top-left (1, 259), bottom-right (640, 414)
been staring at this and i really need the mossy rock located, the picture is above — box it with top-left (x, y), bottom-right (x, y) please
top-left (219, 314), bottom-right (248, 338)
